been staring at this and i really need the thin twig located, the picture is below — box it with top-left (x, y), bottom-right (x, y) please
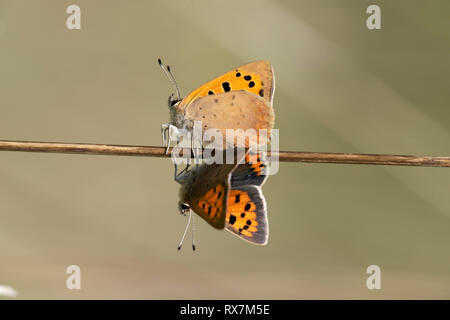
top-left (0, 140), bottom-right (449, 167)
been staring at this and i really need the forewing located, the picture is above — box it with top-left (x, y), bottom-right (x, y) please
top-left (181, 60), bottom-right (275, 107)
top-left (183, 163), bottom-right (236, 229)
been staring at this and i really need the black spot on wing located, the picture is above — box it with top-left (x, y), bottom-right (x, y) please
top-left (259, 89), bottom-right (264, 97)
top-left (222, 82), bottom-right (231, 92)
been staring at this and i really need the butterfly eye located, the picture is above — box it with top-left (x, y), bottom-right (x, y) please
top-left (168, 94), bottom-right (181, 108)
top-left (180, 203), bottom-right (190, 210)
top-left (178, 202), bottom-right (191, 215)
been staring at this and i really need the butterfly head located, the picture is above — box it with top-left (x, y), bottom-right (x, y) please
top-left (168, 93), bottom-right (181, 108)
top-left (178, 201), bottom-right (191, 216)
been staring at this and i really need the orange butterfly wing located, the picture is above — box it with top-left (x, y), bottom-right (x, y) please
top-left (230, 151), bottom-right (269, 187)
top-left (181, 162), bottom-right (240, 229)
top-left (225, 151), bottom-right (269, 245)
top-left (189, 182), bottom-right (228, 229)
top-left (226, 186), bottom-right (268, 245)
top-left (180, 60), bottom-right (275, 107)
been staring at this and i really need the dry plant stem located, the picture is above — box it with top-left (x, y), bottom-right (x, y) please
top-left (1, 140), bottom-right (450, 167)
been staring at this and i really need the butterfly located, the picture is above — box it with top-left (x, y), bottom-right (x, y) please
top-left (175, 149), bottom-right (269, 250)
top-left (159, 60), bottom-right (275, 152)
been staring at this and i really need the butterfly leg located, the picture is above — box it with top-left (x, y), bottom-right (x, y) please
top-left (173, 161), bottom-right (179, 182)
top-left (174, 161), bottom-right (185, 183)
top-left (184, 161), bottom-right (191, 173)
top-left (174, 161), bottom-right (191, 184)
top-left (161, 123), bottom-right (170, 153)
top-left (161, 123), bottom-right (179, 154)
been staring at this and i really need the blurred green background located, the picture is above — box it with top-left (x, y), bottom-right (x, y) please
top-left (0, 0), bottom-right (449, 299)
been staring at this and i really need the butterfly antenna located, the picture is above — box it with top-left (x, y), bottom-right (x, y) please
top-left (177, 210), bottom-right (192, 251)
top-left (158, 58), bottom-right (181, 100)
top-left (191, 214), bottom-right (196, 251)
top-left (166, 65), bottom-right (181, 100)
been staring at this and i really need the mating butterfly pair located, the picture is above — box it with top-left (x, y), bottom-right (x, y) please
top-left (159, 60), bottom-right (275, 249)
